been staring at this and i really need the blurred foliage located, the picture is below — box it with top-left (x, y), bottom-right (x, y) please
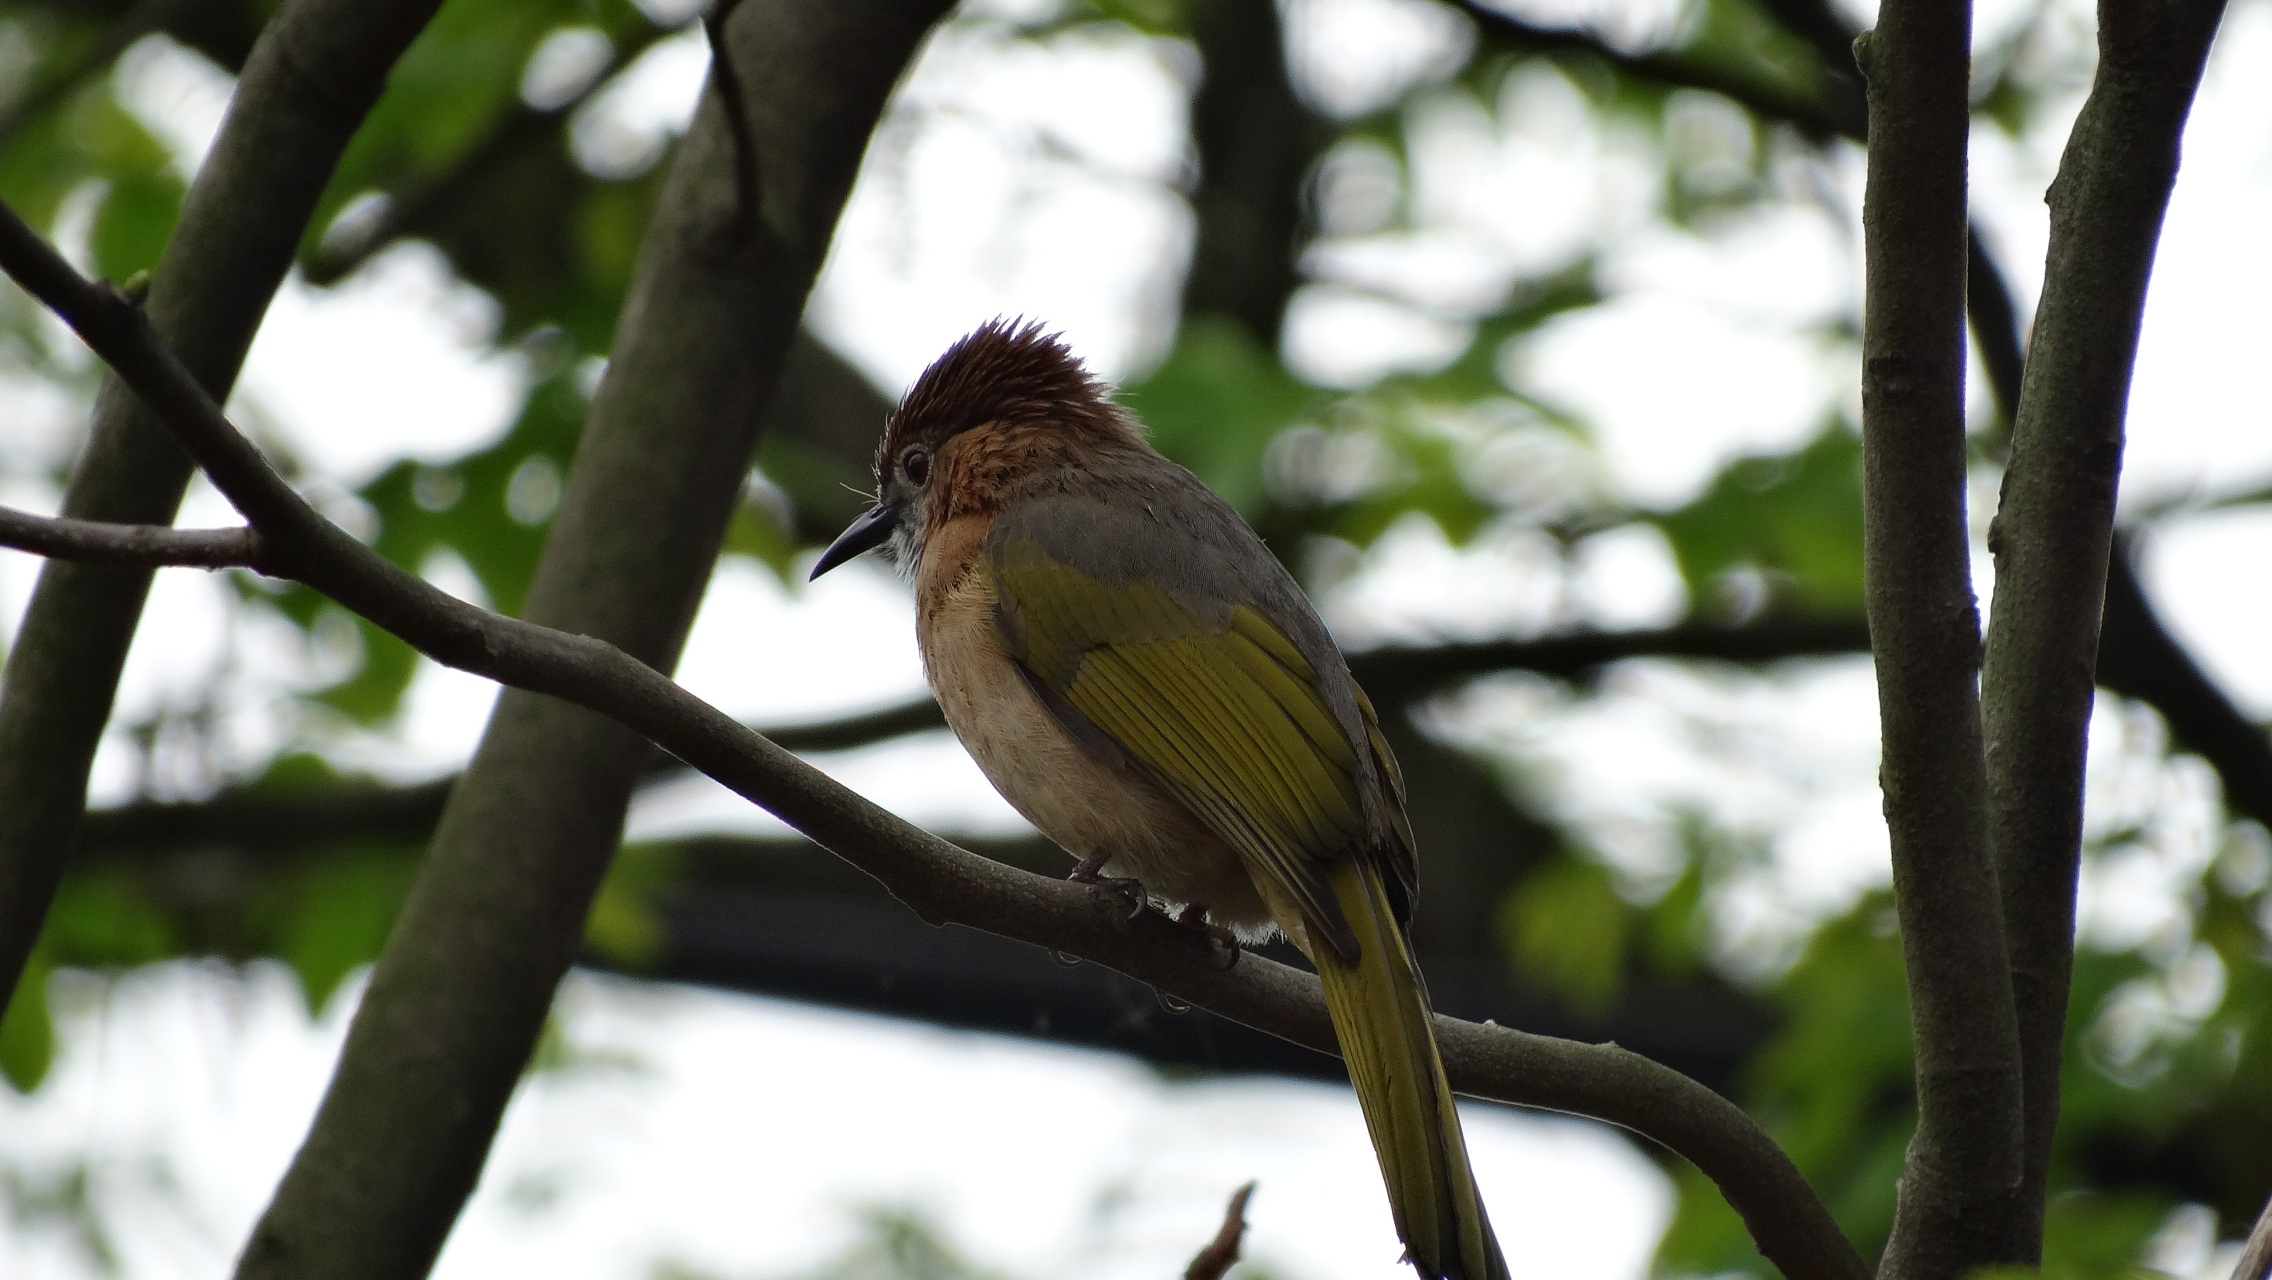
top-left (0, 0), bottom-right (2268, 1277)
top-left (1655, 426), bottom-right (1868, 618)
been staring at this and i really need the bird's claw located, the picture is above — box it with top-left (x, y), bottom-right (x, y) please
top-left (1068, 849), bottom-right (1147, 921)
top-left (1175, 903), bottom-right (1243, 971)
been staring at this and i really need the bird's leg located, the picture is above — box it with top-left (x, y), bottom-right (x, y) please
top-left (1067, 849), bottom-right (1147, 920)
top-left (1173, 903), bottom-right (1243, 971)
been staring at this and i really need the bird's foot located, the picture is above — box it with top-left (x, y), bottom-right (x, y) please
top-left (1174, 903), bottom-right (1243, 971)
top-left (1068, 849), bottom-right (1147, 921)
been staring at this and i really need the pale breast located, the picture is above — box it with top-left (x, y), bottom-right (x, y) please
top-left (913, 518), bottom-right (1274, 938)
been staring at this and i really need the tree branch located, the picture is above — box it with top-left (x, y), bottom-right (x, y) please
top-left (0, 0), bottom-right (448, 1029)
top-left (1854, 0), bottom-right (2029, 1272)
top-left (1964, 78), bottom-right (2272, 860)
top-left (1450, 0), bottom-right (1865, 141)
top-left (1978, 0), bottom-right (2229, 1252)
top-left (0, 505), bottom-right (268, 570)
top-left (235, 3), bottom-right (959, 1275)
top-left (0, 182), bottom-right (1867, 1280)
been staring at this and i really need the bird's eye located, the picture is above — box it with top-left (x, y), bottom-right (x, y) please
top-left (902, 447), bottom-right (931, 487)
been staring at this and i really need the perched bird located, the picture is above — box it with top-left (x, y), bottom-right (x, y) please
top-left (810, 319), bottom-right (1509, 1280)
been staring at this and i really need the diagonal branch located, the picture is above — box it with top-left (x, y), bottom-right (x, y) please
top-left (1854, 0), bottom-right (2029, 1272)
top-left (1978, 0), bottom-right (2230, 1251)
top-left (0, 187), bottom-right (1868, 1280)
top-left (0, 0), bottom-right (448, 1030)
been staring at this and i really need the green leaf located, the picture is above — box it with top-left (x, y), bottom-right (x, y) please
top-left (1654, 425), bottom-right (1867, 616)
top-left (1078, 0), bottom-right (1191, 35)
top-left (44, 874), bottom-right (176, 968)
top-left (278, 851), bottom-right (420, 1016)
top-left (0, 950), bottom-right (56, 1093)
top-left (583, 842), bottom-right (677, 970)
top-left (2037, 1190), bottom-right (2176, 1280)
top-left (720, 496), bottom-right (797, 581)
top-left (1498, 856), bottom-right (1628, 1017)
top-left (89, 169), bottom-right (184, 280)
top-left (1122, 316), bottom-right (1321, 513)
top-left (269, 366), bottom-right (588, 723)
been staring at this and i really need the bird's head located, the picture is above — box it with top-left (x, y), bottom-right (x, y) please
top-left (809, 318), bottom-right (1138, 581)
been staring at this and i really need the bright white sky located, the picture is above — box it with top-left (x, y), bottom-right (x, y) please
top-left (3, 0), bottom-right (2271, 1276)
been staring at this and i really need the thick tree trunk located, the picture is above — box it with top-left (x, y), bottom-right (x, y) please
top-left (233, 4), bottom-right (953, 1276)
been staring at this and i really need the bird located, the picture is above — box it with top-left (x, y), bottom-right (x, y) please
top-left (809, 318), bottom-right (1509, 1280)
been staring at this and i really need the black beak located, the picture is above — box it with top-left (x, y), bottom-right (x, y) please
top-left (809, 502), bottom-right (901, 580)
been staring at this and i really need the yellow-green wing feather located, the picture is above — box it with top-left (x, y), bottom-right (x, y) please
top-left (989, 535), bottom-right (1363, 953)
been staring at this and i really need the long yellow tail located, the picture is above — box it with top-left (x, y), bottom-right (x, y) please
top-left (1308, 856), bottom-right (1510, 1280)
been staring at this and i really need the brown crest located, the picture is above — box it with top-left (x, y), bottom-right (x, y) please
top-left (877, 319), bottom-right (1119, 476)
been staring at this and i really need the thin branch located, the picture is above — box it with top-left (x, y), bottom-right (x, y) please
top-left (1450, 0), bottom-right (1865, 141)
top-left (0, 0), bottom-right (449, 1031)
top-left (1966, 226), bottom-right (2027, 449)
top-left (1854, 0), bottom-right (2028, 1271)
top-left (1978, 0), bottom-right (2229, 1251)
top-left (1964, 98), bottom-right (2272, 868)
top-left (0, 187), bottom-right (1868, 1280)
top-left (2095, 535), bottom-right (2272, 831)
top-left (0, 505), bottom-right (267, 570)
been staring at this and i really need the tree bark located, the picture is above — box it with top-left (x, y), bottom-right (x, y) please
top-left (1979, 0), bottom-right (2229, 1249)
top-left (1855, 0), bottom-right (2031, 1273)
top-left (230, 4), bottom-right (952, 1276)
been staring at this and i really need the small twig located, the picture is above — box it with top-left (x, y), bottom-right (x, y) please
top-left (1184, 1181), bottom-right (1257, 1280)
top-left (0, 505), bottom-right (269, 571)
top-left (0, 191), bottom-right (1867, 1280)
top-left (1449, 0), bottom-right (1864, 140)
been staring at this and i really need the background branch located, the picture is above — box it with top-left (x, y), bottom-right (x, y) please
top-left (1452, 0), bottom-right (1864, 140)
top-left (0, 0), bottom-right (191, 148)
top-left (1978, 0), bottom-right (2230, 1250)
top-left (0, 165), bottom-right (1868, 1280)
top-left (304, 15), bottom-right (685, 287)
top-left (1853, 0), bottom-right (2029, 1271)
